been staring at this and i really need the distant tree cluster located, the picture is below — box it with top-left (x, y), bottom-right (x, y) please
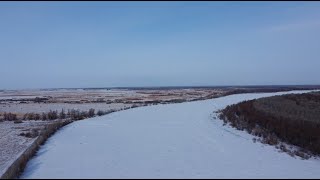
top-left (97, 109), bottom-right (118, 116)
top-left (67, 108), bottom-right (95, 120)
top-left (2, 112), bottom-right (17, 121)
top-left (23, 110), bottom-right (59, 121)
top-left (23, 113), bottom-right (41, 120)
top-left (2, 108), bottom-right (112, 122)
top-left (1, 104), bottom-right (147, 123)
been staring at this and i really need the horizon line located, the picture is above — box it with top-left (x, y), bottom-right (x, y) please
top-left (2, 84), bottom-right (320, 91)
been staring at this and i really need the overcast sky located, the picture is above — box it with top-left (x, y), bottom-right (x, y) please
top-left (1, 2), bottom-right (320, 89)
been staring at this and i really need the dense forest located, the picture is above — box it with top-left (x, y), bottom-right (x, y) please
top-left (218, 91), bottom-right (320, 158)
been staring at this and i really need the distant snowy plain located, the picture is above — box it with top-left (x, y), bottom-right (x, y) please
top-left (21, 90), bottom-right (320, 178)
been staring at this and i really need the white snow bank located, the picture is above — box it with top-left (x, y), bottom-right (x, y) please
top-left (21, 90), bottom-right (320, 178)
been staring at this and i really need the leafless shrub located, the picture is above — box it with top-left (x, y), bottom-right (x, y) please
top-left (131, 104), bottom-right (139, 108)
top-left (14, 120), bottom-right (23, 124)
top-left (97, 110), bottom-right (106, 116)
top-left (252, 138), bottom-right (257, 143)
top-left (34, 113), bottom-right (41, 120)
top-left (47, 110), bottom-right (58, 120)
top-left (3, 112), bottom-right (17, 121)
top-left (19, 129), bottom-right (39, 138)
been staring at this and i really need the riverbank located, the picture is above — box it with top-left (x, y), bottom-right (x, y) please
top-left (21, 90), bottom-right (320, 178)
top-left (0, 104), bottom-right (146, 179)
top-left (0, 119), bottom-right (73, 179)
top-left (1, 88), bottom-right (319, 179)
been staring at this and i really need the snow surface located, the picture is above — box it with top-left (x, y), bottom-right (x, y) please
top-left (0, 121), bottom-right (48, 176)
top-left (21, 90), bottom-right (320, 178)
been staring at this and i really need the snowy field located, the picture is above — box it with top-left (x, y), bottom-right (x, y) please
top-left (0, 88), bottom-right (223, 115)
top-left (21, 90), bottom-right (320, 178)
top-left (0, 121), bottom-right (48, 176)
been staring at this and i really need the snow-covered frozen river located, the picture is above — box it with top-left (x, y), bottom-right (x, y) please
top-left (21, 90), bottom-right (320, 178)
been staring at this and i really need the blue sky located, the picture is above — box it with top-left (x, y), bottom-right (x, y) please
top-left (1, 2), bottom-right (320, 89)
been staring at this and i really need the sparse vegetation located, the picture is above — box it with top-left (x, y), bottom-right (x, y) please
top-left (19, 129), bottom-right (39, 138)
top-left (97, 110), bottom-right (106, 116)
top-left (47, 110), bottom-right (58, 120)
top-left (7, 119), bottom-right (75, 179)
top-left (131, 104), bottom-right (139, 108)
top-left (23, 113), bottom-right (41, 120)
top-left (3, 112), bottom-right (17, 121)
top-left (14, 120), bottom-right (23, 124)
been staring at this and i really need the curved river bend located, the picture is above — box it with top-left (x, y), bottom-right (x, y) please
top-left (21, 90), bottom-right (320, 178)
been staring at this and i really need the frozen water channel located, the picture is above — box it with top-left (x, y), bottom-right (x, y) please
top-left (21, 90), bottom-right (320, 178)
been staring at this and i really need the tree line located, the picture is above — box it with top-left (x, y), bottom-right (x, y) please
top-left (218, 97), bottom-right (320, 157)
top-left (1, 108), bottom-right (111, 121)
